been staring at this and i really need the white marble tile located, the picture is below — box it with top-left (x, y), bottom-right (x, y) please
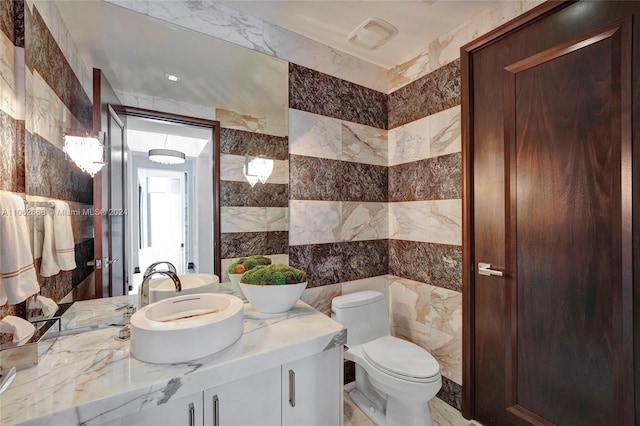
top-left (289, 200), bottom-right (341, 246)
top-left (221, 154), bottom-right (288, 185)
top-left (301, 283), bottom-right (342, 316)
top-left (341, 202), bottom-right (389, 242)
top-left (26, 70), bottom-right (81, 148)
top-left (389, 200), bottom-right (462, 246)
top-left (388, 276), bottom-right (462, 385)
top-left (221, 254), bottom-right (289, 284)
top-left (148, 0), bottom-right (267, 53)
top-left (430, 106), bottom-right (461, 157)
top-left (266, 207), bottom-right (288, 232)
top-left (388, 49), bottom-right (430, 93)
top-left (114, 90), bottom-right (215, 120)
top-left (220, 206), bottom-right (268, 233)
top-left (216, 108), bottom-right (267, 134)
top-left (264, 23), bottom-right (388, 93)
top-left (289, 109), bottom-right (341, 160)
top-left (341, 122), bottom-right (388, 166)
top-left (0, 32), bottom-right (16, 118)
top-left (388, 115), bottom-right (430, 166)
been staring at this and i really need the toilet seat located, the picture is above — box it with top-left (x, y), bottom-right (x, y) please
top-left (362, 336), bottom-right (440, 383)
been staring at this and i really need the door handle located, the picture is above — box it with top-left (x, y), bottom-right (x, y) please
top-left (188, 402), bottom-right (195, 426)
top-left (213, 395), bottom-right (219, 426)
top-left (104, 258), bottom-right (119, 265)
top-left (478, 262), bottom-right (503, 277)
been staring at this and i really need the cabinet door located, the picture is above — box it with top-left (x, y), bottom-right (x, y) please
top-left (282, 347), bottom-right (342, 426)
top-left (203, 366), bottom-right (281, 426)
top-left (101, 391), bottom-right (203, 426)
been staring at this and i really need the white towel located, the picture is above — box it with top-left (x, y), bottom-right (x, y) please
top-left (0, 315), bottom-right (36, 344)
top-left (40, 210), bottom-right (60, 277)
top-left (0, 192), bottom-right (40, 305)
top-left (28, 294), bottom-right (58, 317)
top-left (41, 200), bottom-right (76, 277)
top-left (52, 201), bottom-right (76, 271)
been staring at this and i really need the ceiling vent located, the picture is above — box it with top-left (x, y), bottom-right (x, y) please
top-left (347, 18), bottom-right (398, 51)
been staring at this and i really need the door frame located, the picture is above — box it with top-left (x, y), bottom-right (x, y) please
top-left (460, 0), bottom-right (576, 419)
top-left (111, 105), bottom-right (222, 280)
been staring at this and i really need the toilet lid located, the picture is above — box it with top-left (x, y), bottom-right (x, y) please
top-left (362, 336), bottom-right (440, 380)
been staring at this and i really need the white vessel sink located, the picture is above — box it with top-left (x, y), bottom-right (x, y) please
top-left (148, 273), bottom-right (219, 303)
top-left (130, 293), bottom-right (244, 364)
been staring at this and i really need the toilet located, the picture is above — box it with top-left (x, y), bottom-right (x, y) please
top-left (331, 291), bottom-right (442, 426)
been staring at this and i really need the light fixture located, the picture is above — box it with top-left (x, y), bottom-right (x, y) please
top-left (148, 135), bottom-right (186, 165)
top-left (63, 132), bottom-right (106, 177)
top-left (165, 73), bottom-right (181, 82)
top-left (243, 154), bottom-right (274, 187)
top-left (148, 148), bottom-right (186, 164)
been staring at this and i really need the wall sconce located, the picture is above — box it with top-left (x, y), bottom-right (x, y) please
top-left (63, 131), bottom-right (106, 177)
top-left (243, 154), bottom-right (274, 187)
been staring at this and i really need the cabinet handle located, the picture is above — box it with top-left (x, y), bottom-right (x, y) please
top-left (213, 395), bottom-right (219, 426)
top-left (189, 402), bottom-right (195, 426)
top-left (289, 369), bottom-right (296, 407)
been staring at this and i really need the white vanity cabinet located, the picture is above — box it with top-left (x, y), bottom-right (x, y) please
top-left (203, 366), bottom-right (281, 426)
top-left (282, 347), bottom-right (343, 426)
top-left (103, 347), bottom-right (342, 426)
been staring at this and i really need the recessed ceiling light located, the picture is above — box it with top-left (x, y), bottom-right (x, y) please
top-left (347, 18), bottom-right (398, 51)
top-left (165, 73), bottom-right (181, 82)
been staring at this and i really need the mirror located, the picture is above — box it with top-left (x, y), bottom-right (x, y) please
top-left (22, 0), bottom-right (289, 305)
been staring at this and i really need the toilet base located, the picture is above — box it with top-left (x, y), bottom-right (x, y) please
top-left (349, 388), bottom-right (434, 426)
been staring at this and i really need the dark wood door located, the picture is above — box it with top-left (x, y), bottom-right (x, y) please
top-left (463, 2), bottom-right (637, 425)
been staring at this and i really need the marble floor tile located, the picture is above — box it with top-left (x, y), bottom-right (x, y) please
top-left (344, 392), bottom-right (483, 426)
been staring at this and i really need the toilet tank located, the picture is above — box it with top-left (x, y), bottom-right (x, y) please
top-left (331, 291), bottom-right (389, 347)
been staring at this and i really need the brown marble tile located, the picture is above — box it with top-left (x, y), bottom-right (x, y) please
top-left (34, 258), bottom-right (73, 304)
top-left (220, 128), bottom-right (288, 160)
top-left (221, 181), bottom-right (288, 208)
top-left (0, 304), bottom-right (17, 344)
top-left (389, 152), bottom-right (461, 202)
top-left (290, 240), bottom-right (388, 288)
top-left (16, 120), bottom-right (25, 192)
top-left (388, 60), bottom-right (461, 130)
top-left (389, 240), bottom-right (462, 292)
top-left (341, 161), bottom-right (388, 202)
top-left (0, 0), bottom-right (14, 43)
top-left (71, 239), bottom-right (94, 288)
top-left (0, 110), bottom-right (21, 192)
top-left (26, 131), bottom-right (93, 204)
top-left (13, 0), bottom-right (23, 47)
top-left (290, 155), bottom-right (388, 202)
top-left (220, 231), bottom-right (288, 259)
top-left (25, 6), bottom-right (92, 128)
top-left (437, 376), bottom-right (463, 411)
top-left (289, 63), bottom-right (388, 130)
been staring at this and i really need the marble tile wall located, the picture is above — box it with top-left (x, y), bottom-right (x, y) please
top-left (0, 1), bottom-right (96, 323)
top-left (288, 77), bottom-right (390, 287)
top-left (219, 127), bottom-right (290, 279)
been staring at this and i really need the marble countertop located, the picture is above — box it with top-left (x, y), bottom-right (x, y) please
top-left (1, 290), bottom-right (346, 425)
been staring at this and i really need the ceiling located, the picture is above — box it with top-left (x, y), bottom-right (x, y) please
top-left (55, 0), bottom-right (289, 133)
top-left (220, 0), bottom-right (497, 68)
top-left (54, 0), bottom-right (497, 145)
top-left (126, 116), bottom-right (210, 157)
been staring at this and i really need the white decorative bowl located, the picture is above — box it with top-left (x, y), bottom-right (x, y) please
top-left (239, 282), bottom-right (307, 314)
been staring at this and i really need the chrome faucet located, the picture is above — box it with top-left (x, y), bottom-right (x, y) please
top-left (139, 270), bottom-right (182, 308)
top-left (144, 261), bottom-right (177, 278)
